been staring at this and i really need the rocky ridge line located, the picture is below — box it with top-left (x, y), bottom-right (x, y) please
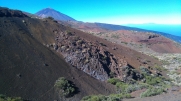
top-left (0, 7), bottom-right (28, 17)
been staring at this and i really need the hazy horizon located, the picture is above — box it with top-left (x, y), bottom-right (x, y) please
top-left (125, 24), bottom-right (181, 36)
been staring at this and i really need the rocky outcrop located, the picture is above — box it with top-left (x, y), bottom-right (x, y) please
top-left (0, 7), bottom-right (28, 17)
top-left (148, 35), bottom-right (159, 39)
top-left (50, 30), bottom-right (140, 81)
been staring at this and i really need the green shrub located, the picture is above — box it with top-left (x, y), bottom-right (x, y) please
top-left (81, 95), bottom-right (107, 101)
top-left (0, 94), bottom-right (23, 101)
top-left (145, 75), bottom-right (162, 85)
top-left (109, 93), bottom-right (131, 99)
top-left (108, 78), bottom-right (148, 93)
top-left (81, 93), bottom-right (131, 101)
top-left (125, 83), bottom-right (149, 93)
top-left (161, 60), bottom-right (170, 65)
top-left (107, 78), bottom-right (121, 85)
top-left (154, 65), bottom-right (166, 71)
top-left (54, 77), bottom-right (76, 98)
top-left (115, 82), bottom-right (129, 93)
top-left (140, 87), bottom-right (165, 98)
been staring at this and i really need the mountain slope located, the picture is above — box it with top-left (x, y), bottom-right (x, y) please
top-left (0, 7), bottom-right (115, 101)
top-left (35, 8), bottom-right (76, 21)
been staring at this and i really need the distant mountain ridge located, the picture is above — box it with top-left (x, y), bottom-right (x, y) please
top-left (95, 23), bottom-right (181, 44)
top-left (35, 8), bottom-right (76, 21)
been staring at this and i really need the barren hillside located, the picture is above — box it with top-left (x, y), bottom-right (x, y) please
top-left (0, 7), bottom-right (116, 101)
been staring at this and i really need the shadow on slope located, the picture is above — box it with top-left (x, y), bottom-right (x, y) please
top-left (0, 11), bottom-right (115, 101)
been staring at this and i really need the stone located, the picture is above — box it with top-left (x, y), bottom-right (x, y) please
top-left (44, 64), bottom-right (49, 66)
top-left (22, 20), bottom-right (25, 23)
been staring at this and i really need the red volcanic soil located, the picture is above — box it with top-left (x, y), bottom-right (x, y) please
top-left (65, 21), bottom-right (110, 33)
top-left (102, 30), bottom-right (181, 53)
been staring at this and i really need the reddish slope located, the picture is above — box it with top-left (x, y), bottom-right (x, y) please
top-left (110, 30), bottom-right (181, 53)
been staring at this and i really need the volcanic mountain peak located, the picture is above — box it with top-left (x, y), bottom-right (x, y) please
top-left (35, 8), bottom-right (76, 21)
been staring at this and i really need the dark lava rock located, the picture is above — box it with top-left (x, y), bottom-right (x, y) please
top-left (44, 63), bottom-right (49, 66)
top-left (0, 7), bottom-right (28, 17)
top-left (148, 35), bottom-right (159, 39)
top-left (52, 30), bottom-right (135, 81)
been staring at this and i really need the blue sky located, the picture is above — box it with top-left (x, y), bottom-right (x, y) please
top-left (0, 0), bottom-right (181, 24)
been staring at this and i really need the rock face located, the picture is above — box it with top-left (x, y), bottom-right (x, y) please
top-left (0, 7), bottom-right (28, 17)
top-left (52, 30), bottom-right (138, 81)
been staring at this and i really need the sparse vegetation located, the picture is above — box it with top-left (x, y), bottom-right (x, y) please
top-left (0, 94), bottom-right (23, 101)
top-left (81, 93), bottom-right (131, 101)
top-left (140, 87), bottom-right (165, 98)
top-left (107, 66), bottom-right (171, 98)
top-left (107, 78), bottom-right (121, 85)
top-left (111, 34), bottom-right (119, 39)
top-left (125, 83), bottom-right (149, 93)
top-left (115, 82), bottom-right (129, 93)
top-left (145, 75), bottom-right (162, 85)
top-left (108, 78), bottom-right (148, 94)
top-left (54, 77), bottom-right (76, 98)
top-left (121, 42), bottom-right (128, 45)
top-left (161, 60), bottom-right (170, 65)
top-left (154, 64), bottom-right (166, 72)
